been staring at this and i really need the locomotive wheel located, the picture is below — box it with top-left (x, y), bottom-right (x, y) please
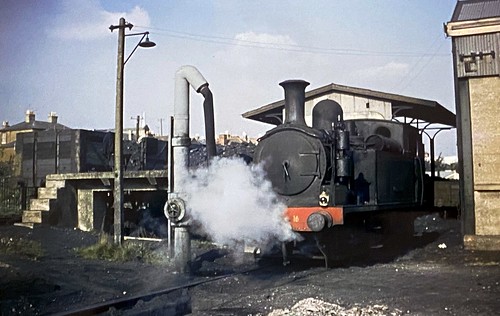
top-left (378, 211), bottom-right (416, 254)
top-left (315, 220), bottom-right (390, 267)
top-left (303, 228), bottom-right (365, 267)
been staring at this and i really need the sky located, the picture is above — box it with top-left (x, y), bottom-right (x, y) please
top-left (1, 0), bottom-right (458, 156)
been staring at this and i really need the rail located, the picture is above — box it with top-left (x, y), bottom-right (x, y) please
top-left (50, 265), bottom-right (264, 316)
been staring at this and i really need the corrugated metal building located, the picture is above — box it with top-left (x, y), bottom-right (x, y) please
top-left (445, 0), bottom-right (500, 250)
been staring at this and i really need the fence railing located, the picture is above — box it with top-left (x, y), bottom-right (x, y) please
top-left (0, 177), bottom-right (37, 216)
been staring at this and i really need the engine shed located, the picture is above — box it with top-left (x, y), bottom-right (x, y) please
top-left (242, 82), bottom-right (456, 128)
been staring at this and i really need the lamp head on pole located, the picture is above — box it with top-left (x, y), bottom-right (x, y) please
top-left (139, 34), bottom-right (156, 48)
top-left (123, 32), bottom-right (157, 65)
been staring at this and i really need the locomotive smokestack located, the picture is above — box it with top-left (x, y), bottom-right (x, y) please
top-left (280, 80), bottom-right (309, 126)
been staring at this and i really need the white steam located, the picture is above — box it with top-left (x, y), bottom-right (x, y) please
top-left (180, 157), bottom-right (297, 248)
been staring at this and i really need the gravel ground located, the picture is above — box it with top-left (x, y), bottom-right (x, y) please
top-left (190, 216), bottom-right (500, 316)
top-left (1, 213), bottom-right (499, 316)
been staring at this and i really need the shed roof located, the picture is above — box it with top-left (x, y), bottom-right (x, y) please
top-left (242, 82), bottom-right (456, 128)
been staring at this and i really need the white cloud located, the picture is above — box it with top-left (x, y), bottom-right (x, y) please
top-left (354, 62), bottom-right (410, 80)
top-left (50, 1), bottom-right (150, 41)
top-left (234, 31), bottom-right (296, 46)
top-left (196, 31), bottom-right (339, 136)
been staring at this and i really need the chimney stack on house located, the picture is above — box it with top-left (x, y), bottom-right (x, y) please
top-left (48, 112), bottom-right (58, 124)
top-left (2, 121), bottom-right (9, 128)
top-left (25, 110), bottom-right (35, 124)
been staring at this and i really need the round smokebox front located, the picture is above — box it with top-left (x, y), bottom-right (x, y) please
top-left (255, 129), bottom-right (326, 196)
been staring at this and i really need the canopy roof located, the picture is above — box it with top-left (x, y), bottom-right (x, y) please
top-left (242, 82), bottom-right (456, 128)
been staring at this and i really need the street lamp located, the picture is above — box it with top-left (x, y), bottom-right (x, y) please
top-left (109, 17), bottom-right (156, 245)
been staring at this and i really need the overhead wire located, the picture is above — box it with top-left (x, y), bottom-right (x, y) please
top-left (392, 34), bottom-right (448, 93)
top-left (134, 25), bottom-right (450, 58)
top-left (132, 25), bottom-right (451, 99)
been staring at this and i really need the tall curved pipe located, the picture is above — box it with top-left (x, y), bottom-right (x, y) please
top-left (173, 65), bottom-right (215, 188)
top-left (199, 85), bottom-right (216, 158)
top-left (171, 65), bottom-right (215, 273)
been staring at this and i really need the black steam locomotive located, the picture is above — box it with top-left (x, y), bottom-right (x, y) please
top-left (254, 80), bottom-right (425, 261)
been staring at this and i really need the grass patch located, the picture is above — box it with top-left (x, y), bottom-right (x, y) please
top-left (0, 237), bottom-right (43, 260)
top-left (75, 234), bottom-right (167, 264)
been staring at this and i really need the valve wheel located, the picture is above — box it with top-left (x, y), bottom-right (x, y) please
top-left (164, 198), bottom-right (186, 222)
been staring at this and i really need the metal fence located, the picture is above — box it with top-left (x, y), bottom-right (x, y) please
top-left (0, 177), bottom-right (37, 216)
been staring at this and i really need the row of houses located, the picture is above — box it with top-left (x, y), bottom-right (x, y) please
top-left (0, 111), bottom-right (65, 164)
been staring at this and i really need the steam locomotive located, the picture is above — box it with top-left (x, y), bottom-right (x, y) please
top-left (254, 80), bottom-right (425, 262)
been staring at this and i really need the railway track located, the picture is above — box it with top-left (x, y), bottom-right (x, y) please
top-left (50, 266), bottom-right (265, 316)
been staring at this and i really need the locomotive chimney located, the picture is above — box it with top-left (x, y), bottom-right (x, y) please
top-left (280, 80), bottom-right (309, 126)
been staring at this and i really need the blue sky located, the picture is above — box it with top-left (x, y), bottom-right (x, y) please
top-left (1, 0), bottom-right (458, 155)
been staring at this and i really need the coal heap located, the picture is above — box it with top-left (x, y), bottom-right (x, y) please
top-left (189, 140), bottom-right (256, 167)
top-left (121, 138), bottom-right (256, 171)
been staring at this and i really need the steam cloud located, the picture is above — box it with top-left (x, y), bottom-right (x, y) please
top-left (180, 157), bottom-right (297, 249)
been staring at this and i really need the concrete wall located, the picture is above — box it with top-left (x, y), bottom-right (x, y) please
top-left (77, 189), bottom-right (94, 231)
top-left (77, 189), bottom-right (112, 232)
top-left (469, 76), bottom-right (500, 237)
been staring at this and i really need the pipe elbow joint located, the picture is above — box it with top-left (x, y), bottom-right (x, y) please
top-left (176, 65), bottom-right (208, 93)
top-left (198, 84), bottom-right (212, 98)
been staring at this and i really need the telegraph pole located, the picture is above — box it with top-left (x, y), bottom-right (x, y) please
top-left (110, 18), bottom-right (132, 245)
top-left (109, 18), bottom-right (155, 245)
top-left (159, 118), bottom-right (164, 136)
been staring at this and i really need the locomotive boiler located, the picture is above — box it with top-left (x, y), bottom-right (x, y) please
top-left (254, 80), bottom-right (425, 262)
